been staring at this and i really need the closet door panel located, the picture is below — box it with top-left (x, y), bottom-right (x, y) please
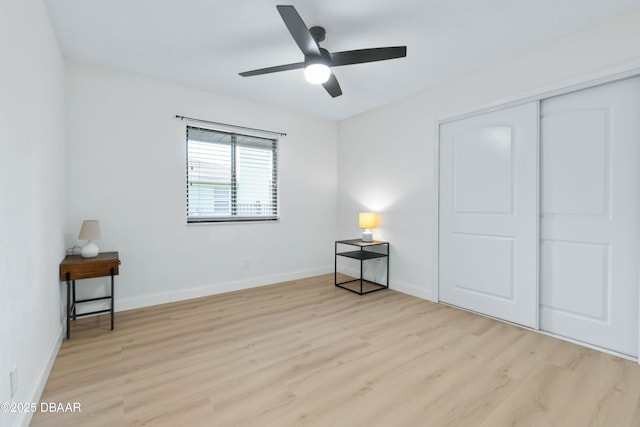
top-left (541, 240), bottom-right (609, 320)
top-left (542, 109), bottom-right (609, 216)
top-left (540, 77), bottom-right (640, 357)
top-left (439, 102), bottom-right (538, 328)
top-left (453, 126), bottom-right (513, 213)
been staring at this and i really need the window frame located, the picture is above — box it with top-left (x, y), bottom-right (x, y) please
top-left (185, 123), bottom-right (279, 224)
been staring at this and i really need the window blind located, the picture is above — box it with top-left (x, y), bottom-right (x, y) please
top-left (186, 125), bottom-right (278, 223)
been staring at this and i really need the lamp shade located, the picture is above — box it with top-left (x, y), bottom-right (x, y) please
top-left (78, 220), bottom-right (101, 241)
top-left (359, 213), bottom-right (377, 229)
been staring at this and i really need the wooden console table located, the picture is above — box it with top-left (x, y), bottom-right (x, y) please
top-left (59, 251), bottom-right (120, 339)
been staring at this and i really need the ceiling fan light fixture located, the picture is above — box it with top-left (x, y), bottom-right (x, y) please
top-left (239, 5), bottom-right (406, 97)
top-left (304, 63), bottom-right (330, 84)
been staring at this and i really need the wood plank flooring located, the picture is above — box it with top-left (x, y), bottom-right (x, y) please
top-left (31, 274), bottom-right (640, 426)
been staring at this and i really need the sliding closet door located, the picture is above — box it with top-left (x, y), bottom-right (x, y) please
top-left (540, 77), bottom-right (640, 357)
top-left (439, 102), bottom-right (538, 328)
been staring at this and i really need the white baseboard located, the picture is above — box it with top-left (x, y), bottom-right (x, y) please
top-left (117, 265), bottom-right (333, 312)
top-left (390, 279), bottom-right (433, 301)
top-left (17, 324), bottom-right (64, 427)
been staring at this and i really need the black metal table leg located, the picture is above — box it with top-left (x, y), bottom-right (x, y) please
top-left (66, 273), bottom-right (71, 340)
top-left (72, 280), bottom-right (77, 320)
top-left (360, 247), bottom-right (364, 294)
top-left (334, 241), bottom-right (338, 287)
top-left (387, 243), bottom-right (390, 288)
top-left (110, 268), bottom-right (115, 330)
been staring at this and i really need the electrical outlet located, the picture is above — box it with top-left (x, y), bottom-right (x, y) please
top-left (243, 259), bottom-right (250, 270)
top-left (10, 366), bottom-right (18, 398)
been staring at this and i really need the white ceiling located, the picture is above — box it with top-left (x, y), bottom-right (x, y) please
top-left (44, 0), bottom-right (639, 121)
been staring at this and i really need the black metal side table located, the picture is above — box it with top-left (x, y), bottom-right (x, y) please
top-left (335, 239), bottom-right (389, 295)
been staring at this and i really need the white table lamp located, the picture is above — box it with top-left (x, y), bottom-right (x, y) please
top-left (359, 212), bottom-right (377, 242)
top-left (78, 220), bottom-right (101, 258)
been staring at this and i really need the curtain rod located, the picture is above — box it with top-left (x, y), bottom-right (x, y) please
top-left (175, 114), bottom-right (287, 137)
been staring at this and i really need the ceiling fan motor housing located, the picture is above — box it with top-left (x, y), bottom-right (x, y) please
top-left (309, 26), bottom-right (326, 43)
top-left (305, 47), bottom-right (331, 67)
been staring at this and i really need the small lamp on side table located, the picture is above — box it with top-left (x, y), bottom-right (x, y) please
top-left (359, 212), bottom-right (377, 242)
top-left (78, 220), bottom-right (101, 258)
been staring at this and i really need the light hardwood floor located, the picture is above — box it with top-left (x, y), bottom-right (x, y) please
top-left (32, 274), bottom-right (640, 426)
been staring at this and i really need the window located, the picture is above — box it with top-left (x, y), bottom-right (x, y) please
top-left (186, 125), bottom-right (278, 223)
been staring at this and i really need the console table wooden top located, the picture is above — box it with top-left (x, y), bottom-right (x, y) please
top-left (59, 251), bottom-right (120, 281)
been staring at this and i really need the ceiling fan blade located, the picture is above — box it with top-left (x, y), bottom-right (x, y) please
top-left (239, 62), bottom-right (305, 77)
top-left (329, 46), bottom-right (407, 67)
top-left (322, 73), bottom-right (342, 98)
top-left (276, 5), bottom-right (321, 57)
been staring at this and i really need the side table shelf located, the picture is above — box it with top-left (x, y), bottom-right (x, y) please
top-left (335, 239), bottom-right (389, 295)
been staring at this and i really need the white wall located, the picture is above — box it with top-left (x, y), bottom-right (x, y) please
top-left (0, 0), bottom-right (66, 426)
top-left (65, 64), bottom-right (337, 310)
top-left (337, 10), bottom-right (640, 300)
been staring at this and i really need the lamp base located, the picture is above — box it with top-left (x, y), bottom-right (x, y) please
top-left (81, 241), bottom-right (99, 258)
top-left (362, 229), bottom-right (373, 242)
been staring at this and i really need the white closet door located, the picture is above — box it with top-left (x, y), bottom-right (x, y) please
top-left (540, 77), bottom-right (640, 357)
top-left (439, 102), bottom-right (539, 328)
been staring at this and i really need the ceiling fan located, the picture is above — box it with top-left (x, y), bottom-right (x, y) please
top-left (239, 5), bottom-right (407, 98)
